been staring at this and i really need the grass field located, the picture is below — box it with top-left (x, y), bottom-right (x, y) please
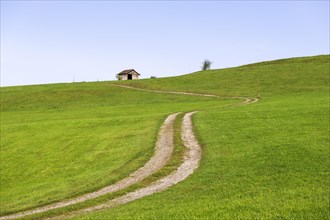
top-left (0, 82), bottom-right (234, 215)
top-left (1, 55), bottom-right (329, 219)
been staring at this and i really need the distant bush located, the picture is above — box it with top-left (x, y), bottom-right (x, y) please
top-left (201, 59), bottom-right (212, 70)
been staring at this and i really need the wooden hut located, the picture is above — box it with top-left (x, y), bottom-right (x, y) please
top-left (116, 69), bottom-right (140, 80)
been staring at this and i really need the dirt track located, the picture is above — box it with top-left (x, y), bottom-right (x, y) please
top-left (51, 112), bottom-right (202, 219)
top-left (0, 85), bottom-right (258, 220)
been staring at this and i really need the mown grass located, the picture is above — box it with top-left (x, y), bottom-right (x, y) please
top-left (0, 83), bottom-right (234, 215)
top-left (75, 55), bottom-right (329, 219)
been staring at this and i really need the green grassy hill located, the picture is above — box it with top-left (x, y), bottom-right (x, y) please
top-left (1, 83), bottom-right (231, 215)
top-left (1, 55), bottom-right (329, 219)
top-left (119, 55), bottom-right (329, 98)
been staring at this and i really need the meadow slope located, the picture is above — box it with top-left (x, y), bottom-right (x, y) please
top-left (0, 83), bottom-right (234, 215)
top-left (79, 55), bottom-right (329, 219)
top-left (0, 55), bottom-right (329, 219)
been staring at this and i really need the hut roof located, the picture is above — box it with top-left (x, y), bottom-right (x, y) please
top-left (117, 69), bottom-right (140, 76)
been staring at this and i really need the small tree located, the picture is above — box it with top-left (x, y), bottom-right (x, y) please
top-left (201, 59), bottom-right (212, 70)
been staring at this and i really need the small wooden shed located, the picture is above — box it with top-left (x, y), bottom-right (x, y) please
top-left (116, 69), bottom-right (140, 80)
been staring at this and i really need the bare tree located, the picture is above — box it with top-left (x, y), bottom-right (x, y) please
top-left (201, 59), bottom-right (212, 70)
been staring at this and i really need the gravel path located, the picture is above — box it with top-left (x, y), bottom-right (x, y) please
top-left (0, 113), bottom-right (179, 220)
top-left (48, 111), bottom-right (202, 220)
top-left (58, 97), bottom-right (259, 218)
top-left (1, 85), bottom-right (259, 220)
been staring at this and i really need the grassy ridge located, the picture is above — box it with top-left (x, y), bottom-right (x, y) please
top-left (119, 54), bottom-right (329, 97)
top-left (77, 55), bottom-right (329, 219)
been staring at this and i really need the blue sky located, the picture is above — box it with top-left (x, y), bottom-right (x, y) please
top-left (1, 1), bottom-right (329, 86)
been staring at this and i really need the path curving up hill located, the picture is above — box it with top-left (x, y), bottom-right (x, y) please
top-left (49, 111), bottom-right (203, 219)
top-left (0, 85), bottom-right (258, 220)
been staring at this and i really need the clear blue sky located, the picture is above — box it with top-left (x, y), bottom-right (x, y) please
top-left (1, 1), bottom-right (329, 86)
